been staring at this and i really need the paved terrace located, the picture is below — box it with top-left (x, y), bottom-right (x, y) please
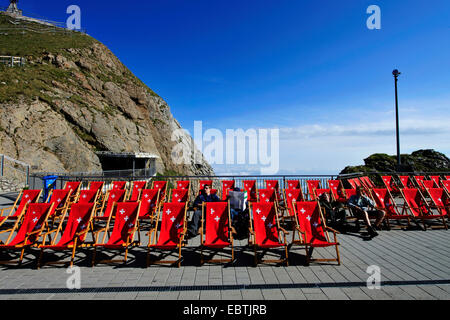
top-left (0, 194), bottom-right (449, 300)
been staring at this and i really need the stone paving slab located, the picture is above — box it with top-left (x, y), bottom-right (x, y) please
top-left (0, 210), bottom-right (449, 300)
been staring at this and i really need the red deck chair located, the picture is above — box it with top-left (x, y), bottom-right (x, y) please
top-left (112, 181), bottom-right (127, 190)
top-left (199, 180), bottom-right (213, 190)
top-left (0, 189), bottom-right (42, 229)
top-left (421, 180), bottom-right (437, 191)
top-left (370, 188), bottom-right (411, 229)
top-left (399, 176), bottom-right (414, 188)
top-left (414, 176), bottom-right (426, 188)
top-left (152, 181), bottom-right (168, 202)
top-left (357, 177), bottom-right (370, 189)
top-left (430, 176), bottom-right (441, 187)
top-left (286, 180), bottom-right (301, 190)
top-left (445, 176), bottom-right (450, 181)
top-left (92, 201), bottom-right (141, 266)
top-left (64, 181), bottom-right (81, 202)
top-left (176, 181), bottom-right (190, 190)
top-left (248, 202), bottom-right (289, 266)
top-left (89, 181), bottom-right (104, 194)
top-left (328, 180), bottom-right (342, 201)
top-left (426, 188), bottom-right (449, 218)
top-left (65, 181), bottom-right (81, 193)
top-left (313, 189), bottom-right (331, 201)
top-left (38, 202), bottom-right (96, 268)
top-left (0, 203), bottom-right (55, 266)
top-left (292, 201), bottom-right (340, 265)
top-left (138, 189), bottom-right (160, 222)
top-left (443, 180), bottom-right (450, 194)
top-left (266, 180), bottom-right (282, 201)
top-left (284, 189), bottom-right (304, 217)
top-left (400, 188), bottom-right (447, 230)
top-left (306, 180), bottom-right (321, 200)
top-left (45, 189), bottom-right (72, 224)
top-left (76, 189), bottom-right (99, 204)
top-left (200, 202), bottom-right (235, 264)
top-left (258, 188), bottom-right (276, 204)
top-left (221, 180), bottom-right (235, 200)
top-left (169, 188), bottom-right (190, 203)
top-left (353, 178), bottom-right (363, 188)
top-left (95, 189), bottom-right (126, 221)
top-left (129, 181), bottom-right (147, 201)
top-left (382, 176), bottom-right (400, 194)
top-left (147, 202), bottom-right (187, 267)
top-left (361, 177), bottom-right (375, 189)
top-left (347, 179), bottom-right (357, 189)
top-left (243, 180), bottom-right (258, 202)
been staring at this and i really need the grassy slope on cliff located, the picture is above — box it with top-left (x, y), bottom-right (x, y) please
top-left (0, 14), bottom-right (158, 103)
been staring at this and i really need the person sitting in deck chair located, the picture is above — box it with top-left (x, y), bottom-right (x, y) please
top-left (348, 186), bottom-right (385, 238)
top-left (318, 192), bottom-right (347, 230)
top-left (187, 184), bottom-right (220, 238)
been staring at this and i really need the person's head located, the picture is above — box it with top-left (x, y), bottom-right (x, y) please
top-left (203, 184), bottom-right (211, 196)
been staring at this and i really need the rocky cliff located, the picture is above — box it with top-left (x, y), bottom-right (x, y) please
top-left (341, 149), bottom-right (450, 174)
top-left (0, 13), bottom-right (213, 176)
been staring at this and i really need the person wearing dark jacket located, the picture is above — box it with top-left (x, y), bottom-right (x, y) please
top-left (187, 185), bottom-right (220, 238)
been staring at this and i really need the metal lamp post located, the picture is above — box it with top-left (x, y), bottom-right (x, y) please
top-left (393, 69), bottom-right (402, 169)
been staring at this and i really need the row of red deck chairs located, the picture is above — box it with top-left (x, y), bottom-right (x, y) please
top-left (0, 181), bottom-right (341, 267)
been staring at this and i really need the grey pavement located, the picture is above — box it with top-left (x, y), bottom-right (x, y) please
top-left (0, 225), bottom-right (449, 300)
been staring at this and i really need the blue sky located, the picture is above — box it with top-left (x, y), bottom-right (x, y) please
top-left (13, 0), bottom-right (450, 174)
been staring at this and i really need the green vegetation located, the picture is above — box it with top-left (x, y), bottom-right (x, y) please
top-left (0, 14), bottom-right (95, 57)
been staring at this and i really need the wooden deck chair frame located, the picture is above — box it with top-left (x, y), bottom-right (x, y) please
top-left (0, 189), bottom-right (43, 231)
top-left (92, 202), bottom-right (142, 266)
top-left (369, 188), bottom-right (412, 230)
top-left (37, 204), bottom-right (96, 269)
top-left (292, 202), bottom-right (340, 266)
top-left (399, 188), bottom-right (447, 231)
top-left (45, 189), bottom-right (73, 215)
top-left (0, 203), bottom-right (55, 266)
top-left (146, 203), bottom-right (188, 268)
top-left (248, 202), bottom-right (289, 267)
top-left (45, 189), bottom-right (73, 228)
top-left (199, 201), bottom-right (235, 265)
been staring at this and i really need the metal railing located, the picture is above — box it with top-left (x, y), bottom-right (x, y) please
top-left (0, 154), bottom-right (30, 190)
top-left (0, 55), bottom-right (26, 67)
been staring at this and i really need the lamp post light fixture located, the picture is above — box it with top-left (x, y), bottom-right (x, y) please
top-left (393, 69), bottom-right (401, 168)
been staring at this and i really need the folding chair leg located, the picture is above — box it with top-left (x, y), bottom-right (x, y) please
top-left (37, 249), bottom-right (44, 269)
top-left (178, 245), bottom-right (182, 268)
top-left (124, 248), bottom-right (129, 263)
top-left (284, 246), bottom-right (289, 266)
top-left (70, 247), bottom-right (77, 267)
top-left (92, 247), bottom-right (97, 267)
top-left (19, 248), bottom-right (25, 265)
top-left (335, 245), bottom-right (341, 266)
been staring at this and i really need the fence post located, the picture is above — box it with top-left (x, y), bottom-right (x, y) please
top-left (11, 56), bottom-right (14, 67)
top-left (0, 155), bottom-right (4, 176)
top-left (26, 166), bottom-right (30, 187)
